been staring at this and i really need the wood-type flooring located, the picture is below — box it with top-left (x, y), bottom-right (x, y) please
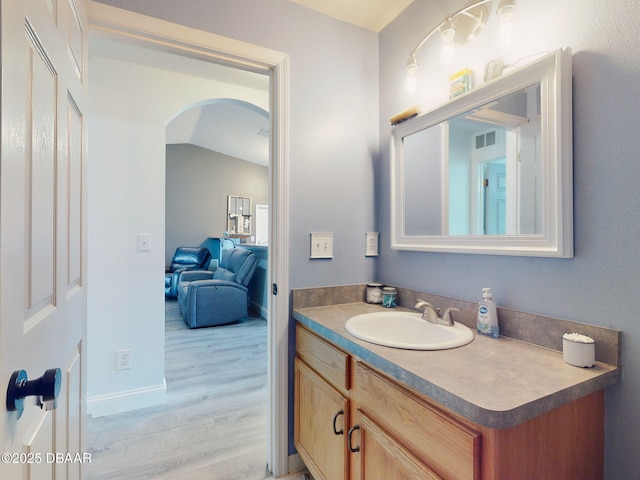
top-left (87, 300), bottom-right (272, 479)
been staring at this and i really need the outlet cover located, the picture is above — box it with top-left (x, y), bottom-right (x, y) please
top-left (117, 349), bottom-right (132, 370)
top-left (310, 233), bottom-right (333, 259)
top-left (365, 232), bottom-right (379, 256)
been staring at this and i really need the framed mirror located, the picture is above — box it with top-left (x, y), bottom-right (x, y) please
top-left (391, 48), bottom-right (573, 257)
top-left (227, 195), bottom-right (252, 236)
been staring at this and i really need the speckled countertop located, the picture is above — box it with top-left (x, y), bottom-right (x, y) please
top-left (293, 302), bottom-right (621, 429)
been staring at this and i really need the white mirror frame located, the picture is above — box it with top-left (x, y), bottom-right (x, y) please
top-left (391, 48), bottom-right (573, 257)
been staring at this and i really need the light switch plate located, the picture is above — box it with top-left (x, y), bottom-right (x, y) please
top-left (365, 232), bottom-right (379, 256)
top-left (310, 233), bottom-right (333, 259)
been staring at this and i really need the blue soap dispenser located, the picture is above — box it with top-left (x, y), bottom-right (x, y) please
top-left (477, 287), bottom-right (499, 338)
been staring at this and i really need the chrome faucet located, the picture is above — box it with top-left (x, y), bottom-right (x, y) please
top-left (414, 299), bottom-right (460, 326)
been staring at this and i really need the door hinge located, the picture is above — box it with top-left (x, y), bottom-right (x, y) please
top-left (483, 178), bottom-right (489, 188)
top-left (272, 283), bottom-right (278, 295)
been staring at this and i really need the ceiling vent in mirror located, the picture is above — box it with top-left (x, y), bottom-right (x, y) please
top-left (475, 130), bottom-right (496, 149)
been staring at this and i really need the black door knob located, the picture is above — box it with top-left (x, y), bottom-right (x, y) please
top-left (6, 368), bottom-right (62, 418)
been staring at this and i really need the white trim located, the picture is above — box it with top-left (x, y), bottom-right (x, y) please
top-left (268, 53), bottom-right (290, 477)
top-left (88, 3), bottom-right (291, 476)
top-left (87, 381), bottom-right (167, 418)
top-left (250, 299), bottom-right (269, 320)
top-left (287, 453), bottom-right (306, 475)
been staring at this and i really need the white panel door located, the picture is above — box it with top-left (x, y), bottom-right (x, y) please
top-left (0, 0), bottom-right (87, 479)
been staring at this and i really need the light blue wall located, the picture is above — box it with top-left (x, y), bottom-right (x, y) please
top-left (379, 1), bottom-right (640, 478)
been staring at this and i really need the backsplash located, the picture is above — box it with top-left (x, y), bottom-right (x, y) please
top-left (291, 284), bottom-right (621, 367)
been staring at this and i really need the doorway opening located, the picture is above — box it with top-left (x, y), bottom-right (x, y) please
top-left (88, 4), bottom-right (290, 477)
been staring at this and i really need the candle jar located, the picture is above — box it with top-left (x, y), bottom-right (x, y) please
top-left (366, 283), bottom-right (383, 304)
top-left (382, 287), bottom-right (397, 308)
top-left (562, 333), bottom-right (595, 368)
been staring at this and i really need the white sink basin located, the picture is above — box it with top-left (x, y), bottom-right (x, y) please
top-left (345, 311), bottom-right (474, 350)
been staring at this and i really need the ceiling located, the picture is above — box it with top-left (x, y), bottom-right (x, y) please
top-left (92, 1), bottom-right (414, 167)
top-left (91, 33), bottom-right (271, 166)
top-left (166, 100), bottom-right (270, 167)
top-left (166, 0), bottom-right (416, 164)
top-left (287, 0), bottom-right (415, 32)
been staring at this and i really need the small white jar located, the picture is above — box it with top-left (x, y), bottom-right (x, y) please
top-left (366, 283), bottom-right (383, 304)
top-left (562, 333), bottom-right (595, 368)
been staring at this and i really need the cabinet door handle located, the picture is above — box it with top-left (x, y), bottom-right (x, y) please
top-left (332, 409), bottom-right (344, 435)
top-left (347, 424), bottom-right (360, 453)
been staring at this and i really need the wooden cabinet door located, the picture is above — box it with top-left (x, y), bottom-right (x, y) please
top-left (295, 358), bottom-right (349, 480)
top-left (350, 411), bottom-right (443, 480)
top-left (352, 363), bottom-right (480, 480)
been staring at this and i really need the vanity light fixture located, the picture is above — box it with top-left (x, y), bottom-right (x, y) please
top-left (404, 0), bottom-right (516, 94)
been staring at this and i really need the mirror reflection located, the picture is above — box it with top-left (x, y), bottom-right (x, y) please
top-left (391, 48), bottom-right (572, 257)
top-left (402, 83), bottom-right (541, 236)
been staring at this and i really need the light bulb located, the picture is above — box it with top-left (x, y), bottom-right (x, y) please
top-left (405, 55), bottom-right (419, 94)
top-left (497, 1), bottom-right (515, 50)
top-left (440, 20), bottom-right (456, 65)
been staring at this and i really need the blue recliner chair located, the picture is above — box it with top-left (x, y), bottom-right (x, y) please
top-left (164, 247), bottom-right (212, 298)
top-left (177, 248), bottom-right (259, 328)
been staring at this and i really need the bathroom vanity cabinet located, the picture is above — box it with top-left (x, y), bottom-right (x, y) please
top-left (294, 323), bottom-right (606, 480)
top-left (295, 326), bottom-right (350, 479)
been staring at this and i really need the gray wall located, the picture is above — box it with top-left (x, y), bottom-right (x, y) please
top-left (165, 143), bottom-right (268, 265)
top-left (95, 0), bottom-right (640, 476)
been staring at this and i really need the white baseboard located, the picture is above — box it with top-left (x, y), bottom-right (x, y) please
top-left (287, 453), bottom-right (306, 475)
top-left (87, 380), bottom-right (167, 418)
top-left (250, 300), bottom-right (269, 319)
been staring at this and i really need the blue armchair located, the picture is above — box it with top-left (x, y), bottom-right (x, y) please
top-left (177, 248), bottom-right (259, 328)
top-left (164, 247), bottom-right (212, 298)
